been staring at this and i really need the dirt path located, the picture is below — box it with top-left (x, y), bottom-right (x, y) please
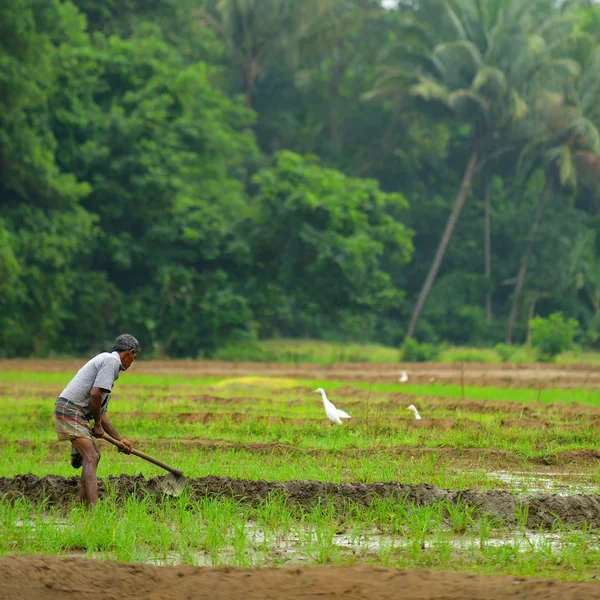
top-left (1, 555), bottom-right (599, 600)
top-left (2, 474), bottom-right (600, 529)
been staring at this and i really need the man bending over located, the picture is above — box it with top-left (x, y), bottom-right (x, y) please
top-left (54, 334), bottom-right (140, 505)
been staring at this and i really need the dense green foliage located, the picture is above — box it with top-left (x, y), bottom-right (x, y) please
top-left (1, 0), bottom-right (600, 357)
top-left (530, 312), bottom-right (579, 362)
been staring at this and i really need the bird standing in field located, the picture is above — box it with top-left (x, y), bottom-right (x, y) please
top-left (399, 371), bottom-right (408, 383)
top-left (407, 404), bottom-right (421, 419)
top-left (314, 388), bottom-right (351, 425)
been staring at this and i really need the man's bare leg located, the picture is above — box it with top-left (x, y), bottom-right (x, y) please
top-left (71, 437), bottom-right (100, 505)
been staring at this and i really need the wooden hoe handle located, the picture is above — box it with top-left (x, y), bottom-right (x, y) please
top-left (102, 433), bottom-right (184, 477)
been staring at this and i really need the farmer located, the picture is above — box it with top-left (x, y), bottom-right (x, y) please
top-left (54, 334), bottom-right (140, 505)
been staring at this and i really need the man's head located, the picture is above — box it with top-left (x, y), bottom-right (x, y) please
top-left (112, 334), bottom-right (140, 370)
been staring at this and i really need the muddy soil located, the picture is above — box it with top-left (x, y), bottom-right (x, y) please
top-left (4, 555), bottom-right (600, 600)
top-left (4, 358), bottom-right (600, 388)
top-left (2, 474), bottom-right (600, 529)
top-left (6, 439), bottom-right (600, 473)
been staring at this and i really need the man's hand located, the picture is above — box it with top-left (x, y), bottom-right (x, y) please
top-left (92, 423), bottom-right (105, 439)
top-left (119, 438), bottom-right (132, 454)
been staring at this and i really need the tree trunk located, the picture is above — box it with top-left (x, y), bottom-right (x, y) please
top-left (505, 177), bottom-right (552, 344)
top-left (525, 296), bottom-right (537, 345)
top-left (330, 43), bottom-right (359, 160)
top-left (244, 61), bottom-right (258, 110)
top-left (330, 47), bottom-right (344, 159)
top-left (406, 148), bottom-right (479, 339)
top-left (484, 180), bottom-right (492, 321)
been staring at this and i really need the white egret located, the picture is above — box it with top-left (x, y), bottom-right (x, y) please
top-left (407, 404), bottom-right (421, 419)
top-left (314, 388), bottom-right (351, 424)
top-left (399, 371), bottom-right (408, 383)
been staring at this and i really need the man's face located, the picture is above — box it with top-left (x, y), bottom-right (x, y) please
top-left (121, 348), bottom-right (138, 370)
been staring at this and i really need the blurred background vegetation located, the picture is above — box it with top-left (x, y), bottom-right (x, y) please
top-left (2, 0), bottom-right (600, 359)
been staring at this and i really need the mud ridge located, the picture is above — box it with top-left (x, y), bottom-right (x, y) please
top-left (2, 474), bottom-right (600, 529)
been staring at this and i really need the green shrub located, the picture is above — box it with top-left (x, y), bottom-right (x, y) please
top-left (448, 349), bottom-right (490, 363)
top-left (585, 313), bottom-right (600, 348)
top-left (529, 312), bottom-right (579, 362)
top-left (212, 340), bottom-right (277, 362)
top-left (400, 338), bottom-right (441, 362)
top-left (495, 343), bottom-right (515, 363)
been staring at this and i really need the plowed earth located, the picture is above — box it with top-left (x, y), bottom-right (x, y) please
top-left (4, 555), bottom-right (600, 600)
top-left (2, 474), bottom-right (600, 529)
top-left (3, 358), bottom-right (600, 388)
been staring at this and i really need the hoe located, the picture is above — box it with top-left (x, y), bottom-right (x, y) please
top-left (103, 433), bottom-right (187, 496)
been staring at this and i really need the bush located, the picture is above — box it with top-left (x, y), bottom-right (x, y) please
top-left (529, 312), bottom-right (579, 362)
top-left (447, 349), bottom-right (492, 363)
top-left (212, 339), bottom-right (277, 362)
top-left (495, 343), bottom-right (515, 363)
top-left (585, 313), bottom-right (600, 348)
top-left (400, 338), bottom-right (441, 362)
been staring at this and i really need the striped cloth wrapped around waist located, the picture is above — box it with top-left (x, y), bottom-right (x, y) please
top-left (54, 397), bottom-right (91, 424)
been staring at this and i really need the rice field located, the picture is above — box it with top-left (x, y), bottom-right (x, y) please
top-left (2, 358), bottom-right (600, 585)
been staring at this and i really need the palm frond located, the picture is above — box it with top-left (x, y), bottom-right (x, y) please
top-left (409, 76), bottom-right (451, 104)
top-left (448, 89), bottom-right (488, 122)
top-left (549, 32), bottom-right (595, 65)
top-left (472, 66), bottom-right (507, 98)
top-left (547, 144), bottom-right (576, 188)
top-left (443, 0), bottom-right (468, 41)
top-left (579, 48), bottom-right (600, 117)
top-left (527, 32), bottom-right (547, 54)
top-left (433, 40), bottom-right (483, 88)
top-left (363, 68), bottom-right (416, 101)
top-left (516, 139), bottom-right (546, 185)
top-left (537, 14), bottom-right (582, 40)
top-left (509, 89), bottom-right (528, 122)
top-left (569, 117), bottom-right (600, 154)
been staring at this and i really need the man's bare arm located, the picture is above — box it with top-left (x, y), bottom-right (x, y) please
top-left (90, 387), bottom-right (105, 438)
top-left (101, 414), bottom-right (132, 453)
top-left (101, 415), bottom-right (122, 440)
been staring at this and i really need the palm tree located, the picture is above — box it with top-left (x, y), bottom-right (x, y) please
top-left (567, 230), bottom-right (600, 316)
top-left (505, 41), bottom-right (600, 343)
top-left (374, 0), bottom-right (546, 339)
top-left (204, 0), bottom-right (344, 109)
top-left (295, 0), bottom-right (385, 160)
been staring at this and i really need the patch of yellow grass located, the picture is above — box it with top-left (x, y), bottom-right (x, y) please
top-left (212, 376), bottom-right (302, 389)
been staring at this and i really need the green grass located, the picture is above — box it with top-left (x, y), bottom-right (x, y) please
top-left (3, 368), bottom-right (600, 406)
top-left (0, 444), bottom-right (498, 488)
top-left (4, 340), bottom-right (600, 365)
top-left (3, 361), bottom-right (600, 577)
top-left (227, 339), bottom-right (600, 365)
top-left (3, 391), bottom-right (600, 458)
top-left (260, 339), bottom-right (400, 363)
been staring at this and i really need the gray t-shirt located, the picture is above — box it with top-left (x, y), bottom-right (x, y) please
top-left (59, 351), bottom-right (123, 417)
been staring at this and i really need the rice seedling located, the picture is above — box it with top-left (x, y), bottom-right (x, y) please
top-left (3, 360), bottom-right (600, 582)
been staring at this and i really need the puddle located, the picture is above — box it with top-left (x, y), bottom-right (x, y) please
top-left (61, 524), bottom-right (594, 567)
top-left (486, 470), bottom-right (597, 496)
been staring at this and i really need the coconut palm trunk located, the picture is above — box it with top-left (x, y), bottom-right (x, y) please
top-left (484, 180), bottom-right (492, 321)
top-left (505, 176), bottom-right (552, 344)
top-left (406, 149), bottom-right (479, 339)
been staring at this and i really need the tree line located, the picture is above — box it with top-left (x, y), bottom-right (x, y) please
top-left (1, 0), bottom-right (599, 357)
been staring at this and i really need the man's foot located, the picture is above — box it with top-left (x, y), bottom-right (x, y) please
top-left (71, 451), bottom-right (83, 469)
